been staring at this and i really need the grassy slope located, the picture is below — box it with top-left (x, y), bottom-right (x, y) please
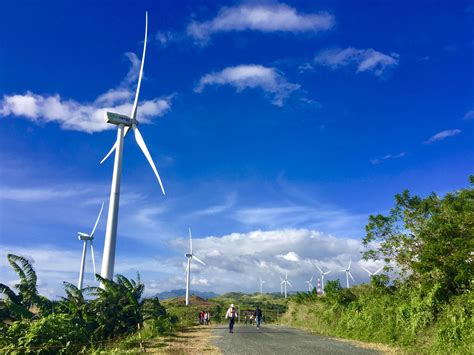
top-left (162, 292), bottom-right (288, 325)
top-left (281, 285), bottom-right (473, 354)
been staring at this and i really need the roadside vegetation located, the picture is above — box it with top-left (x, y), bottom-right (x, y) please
top-left (0, 254), bottom-right (177, 353)
top-left (283, 177), bottom-right (474, 354)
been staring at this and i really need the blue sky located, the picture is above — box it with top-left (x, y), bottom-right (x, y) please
top-left (1, 0), bottom-right (473, 298)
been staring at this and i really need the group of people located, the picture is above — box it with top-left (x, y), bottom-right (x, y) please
top-left (198, 310), bottom-right (210, 325)
top-left (225, 304), bottom-right (263, 333)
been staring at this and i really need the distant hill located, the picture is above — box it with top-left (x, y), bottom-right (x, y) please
top-left (155, 289), bottom-right (219, 300)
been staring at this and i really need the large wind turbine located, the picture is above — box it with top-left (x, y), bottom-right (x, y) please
top-left (314, 262), bottom-right (331, 294)
top-left (100, 12), bottom-right (166, 283)
top-left (77, 202), bottom-right (104, 289)
top-left (305, 276), bottom-right (314, 292)
top-left (361, 265), bottom-right (384, 277)
top-left (259, 277), bottom-right (265, 294)
top-left (340, 261), bottom-right (354, 288)
top-left (280, 271), bottom-right (292, 298)
top-left (185, 228), bottom-right (205, 306)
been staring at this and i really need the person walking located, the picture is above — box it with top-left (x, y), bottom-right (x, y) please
top-left (254, 306), bottom-right (263, 329)
top-left (225, 304), bottom-right (238, 333)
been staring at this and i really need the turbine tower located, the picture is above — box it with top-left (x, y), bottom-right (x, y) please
top-left (314, 261), bottom-right (331, 294)
top-left (361, 265), bottom-right (384, 277)
top-left (305, 276), bottom-right (314, 292)
top-left (340, 260), bottom-right (354, 288)
top-left (280, 271), bottom-right (292, 298)
top-left (259, 277), bottom-right (265, 294)
top-left (185, 228), bottom-right (205, 306)
top-left (77, 202), bottom-right (104, 289)
top-left (100, 12), bottom-right (166, 283)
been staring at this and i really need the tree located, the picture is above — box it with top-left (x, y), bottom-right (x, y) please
top-left (363, 176), bottom-right (474, 298)
top-left (0, 254), bottom-right (51, 321)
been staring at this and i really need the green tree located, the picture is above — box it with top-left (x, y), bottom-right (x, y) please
top-left (0, 254), bottom-right (51, 321)
top-left (363, 176), bottom-right (474, 298)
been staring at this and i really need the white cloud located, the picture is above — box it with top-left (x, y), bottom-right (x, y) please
top-left (0, 53), bottom-right (171, 133)
top-left (0, 186), bottom-right (84, 202)
top-left (195, 64), bottom-right (300, 106)
top-left (371, 152), bottom-right (406, 165)
top-left (314, 47), bottom-right (399, 76)
top-left (187, 3), bottom-right (335, 42)
top-left (424, 129), bottom-right (462, 144)
top-left (279, 251), bottom-right (300, 262)
top-left (463, 110), bottom-right (474, 120)
top-left (232, 205), bottom-right (366, 237)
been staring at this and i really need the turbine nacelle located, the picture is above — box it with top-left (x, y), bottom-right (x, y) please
top-left (185, 253), bottom-right (192, 258)
top-left (104, 112), bottom-right (138, 127)
top-left (78, 232), bottom-right (92, 241)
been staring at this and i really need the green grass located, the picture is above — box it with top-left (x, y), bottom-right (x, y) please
top-left (281, 285), bottom-right (473, 354)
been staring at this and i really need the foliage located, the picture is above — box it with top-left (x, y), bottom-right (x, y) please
top-left (0, 254), bottom-right (52, 321)
top-left (0, 256), bottom-right (176, 353)
top-left (363, 177), bottom-right (474, 298)
top-left (283, 177), bottom-right (474, 353)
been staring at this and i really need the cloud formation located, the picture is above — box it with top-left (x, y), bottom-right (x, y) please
top-left (0, 53), bottom-right (171, 133)
top-left (314, 47), bottom-right (399, 76)
top-left (371, 152), bottom-right (406, 165)
top-left (187, 3), bottom-right (334, 42)
top-left (424, 129), bottom-right (462, 144)
top-left (463, 110), bottom-right (474, 120)
top-left (195, 64), bottom-right (300, 106)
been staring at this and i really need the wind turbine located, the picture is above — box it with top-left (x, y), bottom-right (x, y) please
top-left (280, 271), bottom-right (292, 298)
top-left (185, 228), bottom-right (205, 306)
top-left (100, 12), bottom-right (166, 283)
top-left (305, 276), bottom-right (314, 292)
top-left (340, 260), bottom-right (354, 288)
top-left (314, 261), bottom-right (331, 294)
top-left (259, 277), bottom-right (265, 294)
top-left (77, 202), bottom-right (104, 290)
top-left (361, 265), bottom-right (384, 277)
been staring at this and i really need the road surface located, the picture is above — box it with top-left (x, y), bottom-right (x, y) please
top-left (211, 324), bottom-right (379, 355)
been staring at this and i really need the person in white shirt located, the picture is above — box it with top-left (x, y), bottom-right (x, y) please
top-left (225, 304), bottom-right (238, 333)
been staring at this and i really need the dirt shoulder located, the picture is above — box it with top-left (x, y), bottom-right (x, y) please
top-left (143, 326), bottom-right (221, 354)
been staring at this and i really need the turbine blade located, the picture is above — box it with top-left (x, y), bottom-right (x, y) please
top-left (184, 262), bottom-right (189, 274)
top-left (374, 266), bottom-right (384, 275)
top-left (90, 202), bottom-right (104, 237)
top-left (100, 127), bottom-right (131, 164)
top-left (193, 255), bottom-right (206, 266)
top-left (324, 271), bottom-right (331, 275)
top-left (90, 240), bottom-right (97, 277)
top-left (133, 127), bottom-right (165, 195)
top-left (360, 265), bottom-right (371, 274)
top-left (189, 227), bottom-right (193, 254)
top-left (131, 11), bottom-right (148, 120)
top-left (316, 264), bottom-right (323, 274)
top-left (287, 281), bottom-right (292, 287)
top-left (309, 276), bottom-right (313, 283)
top-left (348, 260), bottom-right (352, 269)
top-left (348, 271), bottom-right (355, 282)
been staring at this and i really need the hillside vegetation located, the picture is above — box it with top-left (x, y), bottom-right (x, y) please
top-left (283, 177), bottom-right (474, 354)
top-left (163, 292), bottom-right (287, 325)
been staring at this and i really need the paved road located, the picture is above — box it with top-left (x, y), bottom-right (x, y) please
top-left (211, 324), bottom-right (379, 355)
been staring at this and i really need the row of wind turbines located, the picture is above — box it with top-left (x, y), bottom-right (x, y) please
top-left (258, 261), bottom-right (385, 298)
top-left (72, 12), bottom-right (386, 301)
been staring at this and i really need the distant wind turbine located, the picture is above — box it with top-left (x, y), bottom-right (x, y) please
top-left (361, 265), bottom-right (384, 277)
top-left (305, 276), bottom-right (314, 292)
top-left (185, 228), bottom-right (205, 306)
top-left (340, 260), bottom-right (354, 288)
top-left (77, 202), bottom-right (104, 290)
top-left (280, 271), bottom-right (292, 298)
top-left (259, 277), bottom-right (265, 294)
top-left (313, 261), bottom-right (331, 294)
top-left (100, 12), bottom-right (166, 285)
